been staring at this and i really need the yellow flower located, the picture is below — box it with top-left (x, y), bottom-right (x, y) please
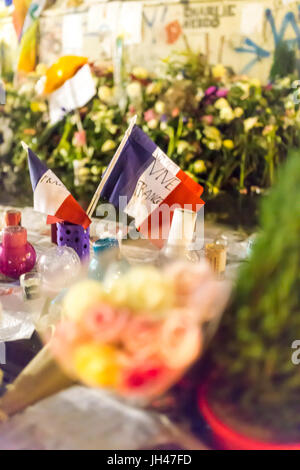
top-left (30, 101), bottom-right (47, 113)
top-left (147, 119), bottom-right (159, 129)
top-left (223, 139), bottom-right (235, 150)
top-left (107, 266), bottom-right (174, 314)
top-left (215, 98), bottom-right (230, 110)
top-left (204, 126), bottom-right (221, 140)
top-left (212, 64), bottom-right (226, 79)
top-left (285, 99), bottom-right (295, 110)
top-left (146, 82), bottom-right (162, 95)
top-left (210, 186), bottom-right (220, 196)
top-left (234, 107), bottom-right (244, 118)
top-left (98, 86), bottom-right (114, 104)
top-left (194, 160), bottom-right (207, 174)
top-left (250, 78), bottom-right (261, 88)
top-left (132, 66), bottom-right (148, 80)
top-left (236, 82), bottom-right (250, 100)
top-left (154, 101), bottom-right (165, 114)
top-left (126, 82), bottom-right (142, 100)
top-left (244, 117), bottom-right (259, 133)
top-left (278, 77), bottom-right (291, 88)
top-left (63, 280), bottom-right (105, 321)
top-left (262, 124), bottom-right (276, 136)
top-left (78, 167), bottom-right (90, 178)
top-left (91, 165), bottom-right (102, 176)
top-left (74, 344), bottom-right (120, 388)
top-left (220, 106), bottom-right (234, 122)
top-left (195, 88), bottom-right (204, 102)
top-left (101, 140), bottom-right (116, 152)
top-left (177, 140), bottom-right (189, 154)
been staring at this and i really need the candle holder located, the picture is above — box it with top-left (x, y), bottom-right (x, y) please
top-left (20, 272), bottom-right (42, 300)
top-left (57, 222), bottom-right (90, 261)
top-left (0, 226), bottom-right (36, 280)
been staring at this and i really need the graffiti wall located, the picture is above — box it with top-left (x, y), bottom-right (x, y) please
top-left (38, 0), bottom-right (300, 81)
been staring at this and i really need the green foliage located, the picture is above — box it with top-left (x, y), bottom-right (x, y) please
top-left (270, 41), bottom-right (296, 81)
top-left (212, 150), bottom-right (300, 441)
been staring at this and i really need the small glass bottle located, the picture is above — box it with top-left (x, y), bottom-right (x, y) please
top-left (88, 238), bottom-right (119, 281)
top-left (4, 209), bottom-right (22, 227)
top-left (0, 226), bottom-right (36, 279)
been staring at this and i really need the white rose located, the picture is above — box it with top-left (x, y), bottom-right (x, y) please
top-left (126, 82), bottom-right (142, 100)
top-left (148, 119), bottom-right (158, 129)
top-left (154, 101), bottom-right (165, 114)
top-left (98, 86), bottom-right (114, 104)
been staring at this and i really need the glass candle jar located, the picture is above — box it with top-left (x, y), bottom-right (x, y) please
top-left (20, 272), bottom-right (42, 300)
top-left (0, 226), bottom-right (36, 279)
top-left (88, 238), bottom-right (119, 281)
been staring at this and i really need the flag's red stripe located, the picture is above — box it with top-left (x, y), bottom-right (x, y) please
top-left (176, 169), bottom-right (204, 198)
top-left (46, 215), bottom-right (64, 225)
top-left (55, 194), bottom-right (91, 229)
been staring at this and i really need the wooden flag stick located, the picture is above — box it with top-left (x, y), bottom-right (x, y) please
top-left (86, 115), bottom-right (137, 219)
top-left (21, 141), bottom-right (29, 151)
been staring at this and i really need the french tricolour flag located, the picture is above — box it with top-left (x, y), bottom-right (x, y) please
top-left (101, 125), bottom-right (204, 246)
top-left (26, 146), bottom-right (91, 229)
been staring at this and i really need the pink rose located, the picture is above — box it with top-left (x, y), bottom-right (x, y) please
top-left (216, 88), bottom-right (228, 98)
top-left (74, 130), bottom-right (86, 147)
top-left (159, 311), bottom-right (202, 369)
top-left (201, 115), bottom-right (214, 125)
top-left (84, 304), bottom-right (129, 343)
top-left (122, 316), bottom-right (160, 358)
top-left (144, 109), bottom-right (156, 122)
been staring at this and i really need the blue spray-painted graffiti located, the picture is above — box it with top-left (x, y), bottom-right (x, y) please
top-left (143, 6), bottom-right (168, 44)
top-left (236, 7), bottom-right (300, 74)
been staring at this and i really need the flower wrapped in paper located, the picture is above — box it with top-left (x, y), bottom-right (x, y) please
top-left (48, 262), bottom-right (231, 402)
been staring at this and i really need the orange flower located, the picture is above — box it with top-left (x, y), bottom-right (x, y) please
top-left (23, 128), bottom-right (36, 136)
top-left (172, 107), bottom-right (180, 118)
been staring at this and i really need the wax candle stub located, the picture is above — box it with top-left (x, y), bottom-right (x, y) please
top-left (167, 208), bottom-right (197, 246)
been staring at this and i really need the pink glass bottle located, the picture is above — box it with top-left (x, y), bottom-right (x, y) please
top-left (0, 226), bottom-right (36, 280)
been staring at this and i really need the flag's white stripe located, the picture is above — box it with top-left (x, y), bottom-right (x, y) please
top-left (34, 169), bottom-right (70, 215)
top-left (124, 148), bottom-right (181, 227)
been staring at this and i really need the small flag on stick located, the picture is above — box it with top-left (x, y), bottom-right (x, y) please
top-left (90, 123), bottom-right (204, 247)
top-left (24, 144), bottom-right (91, 229)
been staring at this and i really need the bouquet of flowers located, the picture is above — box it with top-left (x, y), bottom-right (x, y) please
top-left (49, 262), bottom-right (230, 401)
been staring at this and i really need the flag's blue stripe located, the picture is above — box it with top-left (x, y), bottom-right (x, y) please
top-left (28, 148), bottom-right (48, 190)
top-left (101, 126), bottom-right (156, 209)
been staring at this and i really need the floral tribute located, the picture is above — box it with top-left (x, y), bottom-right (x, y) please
top-left (50, 263), bottom-right (230, 400)
top-left (1, 52), bottom-right (300, 199)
